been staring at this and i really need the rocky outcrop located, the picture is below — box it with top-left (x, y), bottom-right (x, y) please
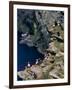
top-left (18, 10), bottom-right (64, 54)
top-left (17, 10), bottom-right (64, 80)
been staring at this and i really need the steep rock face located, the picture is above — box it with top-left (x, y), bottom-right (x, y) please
top-left (35, 10), bottom-right (64, 30)
top-left (17, 23), bottom-right (64, 80)
top-left (30, 65), bottom-right (44, 79)
top-left (17, 9), bottom-right (64, 54)
top-left (17, 10), bottom-right (64, 80)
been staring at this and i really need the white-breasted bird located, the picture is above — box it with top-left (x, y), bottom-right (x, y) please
top-left (57, 21), bottom-right (60, 26)
top-left (27, 62), bottom-right (30, 67)
top-left (53, 24), bottom-right (55, 27)
top-left (35, 59), bottom-right (39, 64)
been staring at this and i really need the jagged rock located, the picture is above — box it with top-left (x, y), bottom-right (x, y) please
top-left (42, 64), bottom-right (54, 73)
top-left (47, 42), bottom-right (58, 54)
top-left (17, 71), bottom-right (26, 79)
top-left (17, 10), bottom-right (64, 80)
top-left (18, 10), bottom-right (64, 54)
top-left (19, 35), bottom-right (34, 46)
top-left (60, 43), bottom-right (64, 52)
top-left (30, 65), bottom-right (44, 79)
top-left (48, 28), bottom-right (54, 32)
top-left (49, 60), bottom-right (64, 79)
top-left (49, 69), bottom-right (60, 79)
top-left (56, 51), bottom-right (64, 57)
top-left (40, 63), bottom-right (46, 67)
top-left (51, 35), bottom-right (64, 42)
top-left (55, 56), bottom-right (64, 62)
top-left (17, 68), bottom-right (35, 80)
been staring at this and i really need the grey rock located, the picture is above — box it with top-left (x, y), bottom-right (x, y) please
top-left (18, 10), bottom-right (64, 54)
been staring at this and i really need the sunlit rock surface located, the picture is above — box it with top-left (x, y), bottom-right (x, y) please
top-left (18, 10), bottom-right (64, 54)
top-left (17, 10), bottom-right (64, 80)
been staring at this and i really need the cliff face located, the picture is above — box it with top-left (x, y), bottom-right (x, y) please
top-left (17, 9), bottom-right (64, 54)
top-left (17, 9), bottom-right (64, 80)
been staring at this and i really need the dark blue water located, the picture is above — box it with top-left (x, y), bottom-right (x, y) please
top-left (17, 31), bottom-right (44, 72)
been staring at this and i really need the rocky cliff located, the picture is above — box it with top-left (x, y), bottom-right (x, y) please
top-left (18, 9), bottom-right (64, 54)
top-left (17, 9), bottom-right (64, 80)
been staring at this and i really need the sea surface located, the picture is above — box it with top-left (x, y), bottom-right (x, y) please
top-left (17, 31), bottom-right (44, 72)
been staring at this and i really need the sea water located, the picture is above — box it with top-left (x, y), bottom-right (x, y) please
top-left (17, 31), bottom-right (44, 72)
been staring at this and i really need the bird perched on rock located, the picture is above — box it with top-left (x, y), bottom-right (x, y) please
top-left (27, 62), bottom-right (30, 67)
top-left (57, 21), bottom-right (61, 26)
top-left (35, 59), bottom-right (39, 64)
